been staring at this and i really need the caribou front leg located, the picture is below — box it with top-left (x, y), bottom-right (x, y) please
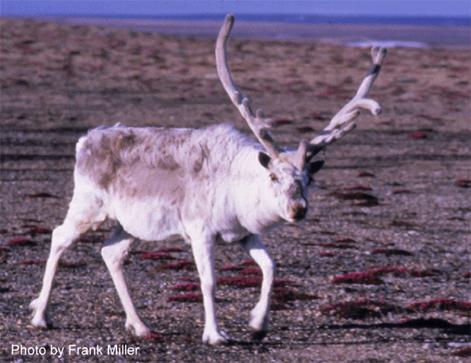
top-left (241, 235), bottom-right (275, 340)
top-left (191, 234), bottom-right (228, 345)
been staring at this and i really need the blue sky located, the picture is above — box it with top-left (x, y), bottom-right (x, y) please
top-left (1, 0), bottom-right (470, 17)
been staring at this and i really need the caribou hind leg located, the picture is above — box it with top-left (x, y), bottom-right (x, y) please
top-left (30, 187), bottom-right (106, 328)
top-left (101, 225), bottom-right (151, 337)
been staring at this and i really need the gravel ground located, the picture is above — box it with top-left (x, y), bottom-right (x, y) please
top-left (0, 19), bottom-right (470, 362)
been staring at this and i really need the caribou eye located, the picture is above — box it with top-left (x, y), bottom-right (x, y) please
top-left (269, 173), bottom-right (279, 183)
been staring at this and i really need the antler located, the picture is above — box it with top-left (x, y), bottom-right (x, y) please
top-left (305, 47), bottom-right (387, 162)
top-left (216, 14), bottom-right (279, 158)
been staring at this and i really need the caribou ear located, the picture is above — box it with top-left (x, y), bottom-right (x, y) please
top-left (306, 160), bottom-right (324, 175)
top-left (258, 152), bottom-right (271, 169)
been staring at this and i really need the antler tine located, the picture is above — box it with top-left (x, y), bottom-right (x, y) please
top-left (215, 14), bottom-right (279, 158)
top-left (306, 47), bottom-right (387, 160)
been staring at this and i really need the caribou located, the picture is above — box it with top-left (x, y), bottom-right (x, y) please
top-left (30, 15), bottom-right (387, 344)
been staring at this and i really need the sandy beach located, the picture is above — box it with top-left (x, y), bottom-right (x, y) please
top-left (0, 18), bottom-right (470, 362)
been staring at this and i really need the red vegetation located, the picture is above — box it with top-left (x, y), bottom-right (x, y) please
top-left (372, 266), bottom-right (434, 277)
top-left (320, 238), bottom-right (356, 250)
top-left (455, 179), bottom-right (471, 188)
top-left (239, 267), bottom-right (262, 276)
top-left (409, 131), bottom-right (428, 140)
top-left (218, 276), bottom-right (261, 288)
top-left (452, 346), bottom-right (471, 357)
top-left (28, 226), bottom-right (52, 235)
top-left (331, 191), bottom-right (379, 207)
top-left (143, 331), bottom-right (163, 342)
top-left (392, 188), bottom-right (412, 194)
top-left (406, 298), bottom-right (471, 313)
top-left (357, 171), bottom-right (375, 178)
top-left (219, 264), bottom-right (242, 272)
top-left (158, 260), bottom-right (194, 271)
top-left (371, 248), bottom-right (413, 256)
top-left (6, 236), bottom-right (35, 246)
top-left (157, 247), bottom-right (186, 253)
top-left (177, 276), bottom-right (197, 282)
top-left (219, 265), bottom-right (242, 271)
top-left (167, 293), bottom-right (202, 303)
top-left (320, 298), bottom-right (399, 319)
top-left (241, 259), bottom-right (257, 267)
top-left (273, 119), bottom-right (293, 126)
top-left (331, 265), bottom-right (435, 284)
top-left (17, 259), bottom-right (46, 265)
top-left (336, 237), bottom-right (357, 244)
top-left (139, 251), bottom-right (175, 261)
top-left (171, 283), bottom-right (199, 292)
top-left (319, 243), bottom-right (354, 249)
top-left (331, 271), bottom-right (384, 285)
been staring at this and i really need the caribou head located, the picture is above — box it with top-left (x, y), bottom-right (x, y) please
top-left (216, 15), bottom-right (387, 223)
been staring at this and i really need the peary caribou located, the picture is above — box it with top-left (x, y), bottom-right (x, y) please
top-left (30, 15), bottom-right (387, 344)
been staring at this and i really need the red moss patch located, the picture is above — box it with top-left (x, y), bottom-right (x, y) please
top-left (139, 251), bottom-right (175, 261)
top-left (320, 299), bottom-right (399, 319)
top-left (372, 265), bottom-right (435, 277)
top-left (218, 276), bottom-right (261, 288)
top-left (319, 238), bottom-right (356, 250)
top-left (455, 179), bottom-right (471, 188)
top-left (177, 276), bottom-right (197, 282)
top-left (219, 264), bottom-right (242, 272)
top-left (158, 260), bottom-right (194, 271)
top-left (336, 237), bottom-right (357, 244)
top-left (157, 247), bottom-right (186, 253)
top-left (241, 259), bottom-right (257, 267)
top-left (6, 236), bottom-right (35, 246)
top-left (171, 283), bottom-right (199, 292)
top-left (331, 191), bottom-right (379, 207)
top-left (409, 131), bottom-right (428, 140)
top-left (357, 171), bottom-right (375, 178)
top-left (17, 259), bottom-right (46, 265)
top-left (371, 248), bottom-right (413, 256)
top-left (239, 267), bottom-right (262, 276)
top-left (452, 346), bottom-right (471, 357)
top-left (167, 293), bottom-right (202, 303)
top-left (319, 250), bottom-right (336, 257)
top-left (28, 226), bottom-right (52, 235)
top-left (406, 298), bottom-right (471, 313)
top-left (142, 331), bottom-right (163, 342)
top-left (392, 188), bottom-right (412, 194)
top-left (273, 119), bottom-right (293, 126)
top-left (331, 271), bottom-right (384, 285)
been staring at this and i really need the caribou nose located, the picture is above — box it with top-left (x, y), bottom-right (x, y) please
top-left (290, 203), bottom-right (307, 221)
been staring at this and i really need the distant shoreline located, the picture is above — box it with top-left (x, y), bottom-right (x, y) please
top-left (4, 13), bottom-right (471, 26)
top-left (3, 15), bottom-right (471, 48)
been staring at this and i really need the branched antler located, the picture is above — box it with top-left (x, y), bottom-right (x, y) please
top-left (305, 47), bottom-right (387, 161)
top-left (216, 14), bottom-right (279, 158)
